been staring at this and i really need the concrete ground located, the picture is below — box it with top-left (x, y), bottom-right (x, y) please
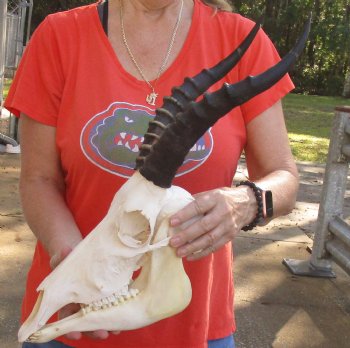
top-left (0, 154), bottom-right (350, 348)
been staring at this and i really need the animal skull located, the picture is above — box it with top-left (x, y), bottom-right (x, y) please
top-left (19, 172), bottom-right (194, 343)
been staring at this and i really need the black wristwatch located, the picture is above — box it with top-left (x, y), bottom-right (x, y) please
top-left (262, 189), bottom-right (273, 219)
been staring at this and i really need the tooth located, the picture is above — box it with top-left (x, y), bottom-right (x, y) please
top-left (102, 298), bottom-right (109, 309)
top-left (125, 142), bottom-right (131, 150)
top-left (113, 291), bottom-right (121, 299)
top-left (120, 132), bottom-right (126, 139)
top-left (130, 288), bottom-right (139, 297)
top-left (117, 140), bottom-right (123, 146)
top-left (131, 135), bottom-right (138, 141)
top-left (132, 144), bottom-right (139, 153)
top-left (108, 295), bottom-right (115, 302)
top-left (190, 144), bottom-right (196, 152)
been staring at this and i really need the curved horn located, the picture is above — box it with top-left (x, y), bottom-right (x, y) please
top-left (136, 19), bottom-right (262, 168)
top-left (139, 17), bottom-right (311, 188)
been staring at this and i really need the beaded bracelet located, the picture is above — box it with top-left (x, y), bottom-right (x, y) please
top-left (236, 181), bottom-right (264, 231)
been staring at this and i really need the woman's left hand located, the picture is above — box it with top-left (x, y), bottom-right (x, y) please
top-left (169, 186), bottom-right (257, 261)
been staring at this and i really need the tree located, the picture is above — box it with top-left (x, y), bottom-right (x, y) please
top-left (344, 72), bottom-right (350, 97)
top-left (31, 0), bottom-right (93, 31)
top-left (230, 0), bottom-right (350, 97)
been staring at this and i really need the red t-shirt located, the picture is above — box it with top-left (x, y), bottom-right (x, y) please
top-left (5, 1), bottom-right (294, 347)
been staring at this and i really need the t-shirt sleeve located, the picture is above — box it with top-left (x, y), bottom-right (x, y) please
top-left (4, 16), bottom-right (64, 126)
top-left (234, 17), bottom-right (295, 124)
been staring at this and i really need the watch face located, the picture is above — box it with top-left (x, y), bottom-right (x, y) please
top-left (265, 190), bottom-right (273, 218)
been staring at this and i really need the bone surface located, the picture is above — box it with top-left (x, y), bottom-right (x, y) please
top-left (18, 172), bottom-right (193, 343)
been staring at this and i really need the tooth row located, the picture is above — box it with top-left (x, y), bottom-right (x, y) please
top-left (81, 288), bottom-right (139, 314)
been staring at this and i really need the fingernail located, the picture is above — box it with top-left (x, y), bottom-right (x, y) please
top-left (178, 247), bottom-right (187, 257)
top-left (170, 236), bottom-right (182, 247)
top-left (170, 217), bottom-right (180, 226)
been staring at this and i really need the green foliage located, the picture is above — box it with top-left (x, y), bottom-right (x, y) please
top-left (31, 0), bottom-right (94, 31)
top-left (230, 0), bottom-right (350, 97)
top-left (283, 93), bottom-right (350, 162)
top-left (3, 79), bottom-right (12, 99)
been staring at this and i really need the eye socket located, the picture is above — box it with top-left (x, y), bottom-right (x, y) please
top-left (118, 211), bottom-right (151, 248)
top-left (125, 116), bottom-right (134, 124)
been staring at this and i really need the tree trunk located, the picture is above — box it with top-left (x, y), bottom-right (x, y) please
top-left (58, 0), bottom-right (68, 10)
top-left (343, 71), bottom-right (350, 98)
top-left (265, 0), bottom-right (274, 18)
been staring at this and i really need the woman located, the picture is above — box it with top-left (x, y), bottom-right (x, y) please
top-left (5, 0), bottom-right (298, 347)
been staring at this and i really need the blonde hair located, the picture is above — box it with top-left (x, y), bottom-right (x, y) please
top-left (201, 0), bottom-right (233, 12)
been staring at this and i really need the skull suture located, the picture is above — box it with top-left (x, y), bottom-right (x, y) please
top-left (18, 16), bottom-right (311, 343)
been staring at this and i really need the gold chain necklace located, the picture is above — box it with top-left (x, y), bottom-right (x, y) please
top-left (120, 0), bottom-right (184, 106)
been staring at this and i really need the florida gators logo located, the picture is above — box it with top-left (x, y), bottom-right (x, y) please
top-left (81, 102), bottom-right (213, 178)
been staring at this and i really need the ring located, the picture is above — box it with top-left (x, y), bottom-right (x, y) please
top-left (207, 232), bottom-right (215, 246)
top-left (193, 200), bottom-right (204, 215)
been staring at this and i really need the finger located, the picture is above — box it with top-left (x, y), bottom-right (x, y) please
top-left (177, 224), bottom-right (224, 257)
top-left (50, 245), bottom-right (73, 269)
top-left (170, 207), bottom-right (221, 248)
top-left (58, 303), bottom-right (115, 340)
top-left (58, 303), bottom-right (83, 340)
top-left (84, 330), bottom-right (109, 340)
top-left (65, 331), bottom-right (82, 340)
top-left (170, 192), bottom-right (215, 227)
top-left (187, 237), bottom-right (229, 261)
top-left (58, 303), bottom-right (80, 319)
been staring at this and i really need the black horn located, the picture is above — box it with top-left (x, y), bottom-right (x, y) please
top-left (138, 17), bottom-right (311, 188)
top-left (136, 20), bottom-right (262, 166)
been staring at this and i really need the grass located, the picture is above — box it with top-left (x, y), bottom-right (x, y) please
top-left (283, 94), bottom-right (350, 163)
top-left (3, 78), bottom-right (12, 99)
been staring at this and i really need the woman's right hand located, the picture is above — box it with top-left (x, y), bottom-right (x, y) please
top-left (50, 247), bottom-right (121, 341)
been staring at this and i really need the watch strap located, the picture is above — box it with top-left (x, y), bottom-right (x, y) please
top-left (236, 181), bottom-right (264, 231)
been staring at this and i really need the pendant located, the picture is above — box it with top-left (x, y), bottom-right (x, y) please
top-left (146, 92), bottom-right (158, 106)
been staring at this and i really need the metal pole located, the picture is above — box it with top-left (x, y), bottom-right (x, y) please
top-left (328, 216), bottom-right (350, 248)
top-left (0, 0), bottom-right (8, 116)
top-left (26, 0), bottom-right (33, 45)
top-left (309, 107), bottom-right (350, 270)
top-left (283, 106), bottom-right (350, 278)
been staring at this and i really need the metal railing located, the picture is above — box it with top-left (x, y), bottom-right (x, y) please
top-left (0, 0), bottom-right (32, 146)
top-left (283, 106), bottom-right (350, 278)
top-left (6, 0), bottom-right (33, 77)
